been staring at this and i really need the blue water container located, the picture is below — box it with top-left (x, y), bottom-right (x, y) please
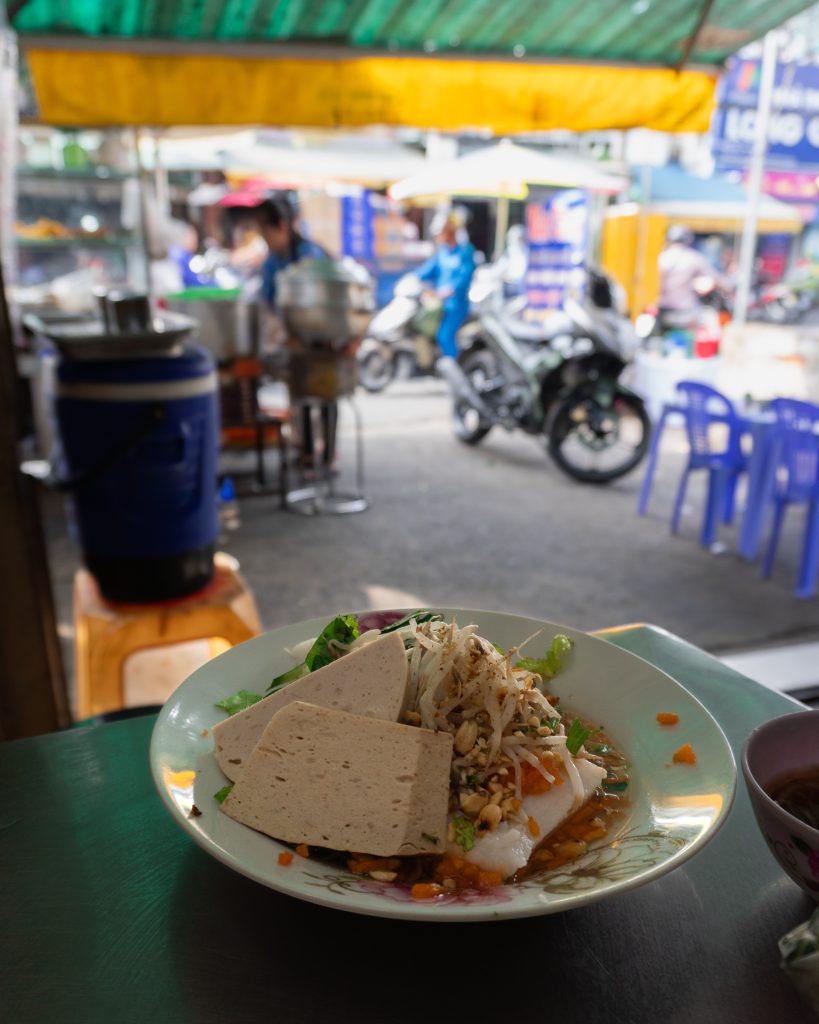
top-left (55, 345), bottom-right (219, 601)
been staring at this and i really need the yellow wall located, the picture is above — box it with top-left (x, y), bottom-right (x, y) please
top-left (602, 209), bottom-right (803, 316)
top-left (601, 210), bottom-right (666, 316)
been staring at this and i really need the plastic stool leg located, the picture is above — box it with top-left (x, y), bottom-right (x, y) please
top-left (796, 498), bottom-right (819, 598)
top-left (637, 408), bottom-right (668, 516)
top-left (670, 467), bottom-right (691, 534)
top-left (701, 470), bottom-right (726, 548)
top-left (723, 472), bottom-right (739, 524)
top-left (761, 499), bottom-right (786, 580)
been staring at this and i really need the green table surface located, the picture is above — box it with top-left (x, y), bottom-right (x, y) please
top-left (2, 624), bottom-right (816, 1024)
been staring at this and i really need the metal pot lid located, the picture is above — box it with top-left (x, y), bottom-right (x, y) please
top-left (278, 257), bottom-right (373, 290)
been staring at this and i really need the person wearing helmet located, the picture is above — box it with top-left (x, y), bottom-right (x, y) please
top-left (657, 225), bottom-right (720, 327)
top-left (416, 209), bottom-right (476, 358)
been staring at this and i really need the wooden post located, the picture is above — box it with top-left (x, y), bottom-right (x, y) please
top-left (0, 258), bottom-right (70, 737)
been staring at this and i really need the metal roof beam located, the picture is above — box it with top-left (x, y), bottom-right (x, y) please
top-left (571, 0), bottom-right (694, 62)
top-left (676, 0), bottom-right (717, 71)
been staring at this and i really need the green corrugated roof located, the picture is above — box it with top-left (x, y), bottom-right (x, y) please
top-left (8, 0), bottom-right (818, 66)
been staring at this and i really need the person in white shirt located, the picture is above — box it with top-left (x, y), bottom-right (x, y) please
top-left (657, 226), bottom-right (719, 326)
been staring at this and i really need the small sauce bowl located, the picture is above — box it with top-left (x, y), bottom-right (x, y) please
top-left (742, 709), bottom-right (819, 902)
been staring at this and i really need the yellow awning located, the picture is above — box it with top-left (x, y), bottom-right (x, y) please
top-left (26, 48), bottom-right (716, 133)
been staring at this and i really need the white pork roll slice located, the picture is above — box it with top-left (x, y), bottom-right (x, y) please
top-left (460, 758), bottom-right (607, 880)
top-left (221, 701), bottom-right (453, 857)
top-left (213, 630), bottom-right (408, 782)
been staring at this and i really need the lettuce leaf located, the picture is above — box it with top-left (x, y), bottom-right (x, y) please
top-left (268, 662), bottom-right (310, 692)
top-left (267, 614), bottom-right (360, 692)
top-left (514, 633), bottom-right (574, 679)
top-left (306, 614), bottom-right (360, 670)
top-left (214, 689), bottom-right (264, 715)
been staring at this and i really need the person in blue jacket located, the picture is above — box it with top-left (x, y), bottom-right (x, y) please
top-left (253, 197), bottom-right (327, 307)
top-left (251, 197), bottom-right (331, 474)
top-left (417, 209), bottom-right (476, 358)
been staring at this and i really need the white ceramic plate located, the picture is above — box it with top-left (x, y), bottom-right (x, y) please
top-left (150, 609), bottom-right (736, 921)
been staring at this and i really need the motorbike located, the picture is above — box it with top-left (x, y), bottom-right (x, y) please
top-left (356, 274), bottom-right (442, 392)
top-left (439, 267), bottom-right (651, 484)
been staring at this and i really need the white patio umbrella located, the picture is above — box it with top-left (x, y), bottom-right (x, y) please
top-left (388, 139), bottom-right (628, 256)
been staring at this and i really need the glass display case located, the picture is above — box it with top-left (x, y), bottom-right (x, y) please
top-left (12, 126), bottom-right (149, 311)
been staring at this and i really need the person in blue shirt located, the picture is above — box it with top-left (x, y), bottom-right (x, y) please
top-left (250, 197), bottom-right (331, 476)
top-left (253, 198), bottom-right (327, 307)
top-left (417, 210), bottom-right (476, 358)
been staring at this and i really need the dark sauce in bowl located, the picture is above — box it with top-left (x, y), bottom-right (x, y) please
top-left (765, 765), bottom-right (819, 831)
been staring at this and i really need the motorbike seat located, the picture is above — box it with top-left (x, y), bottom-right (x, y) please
top-left (499, 313), bottom-right (555, 345)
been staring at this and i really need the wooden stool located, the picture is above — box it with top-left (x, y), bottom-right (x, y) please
top-left (73, 552), bottom-right (262, 720)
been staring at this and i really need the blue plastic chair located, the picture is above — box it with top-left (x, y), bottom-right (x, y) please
top-left (760, 398), bottom-right (819, 598)
top-left (670, 381), bottom-right (747, 548)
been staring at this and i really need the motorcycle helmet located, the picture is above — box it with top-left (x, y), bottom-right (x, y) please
top-left (666, 224), bottom-right (695, 247)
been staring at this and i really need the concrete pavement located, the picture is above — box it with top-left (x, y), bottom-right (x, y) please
top-left (217, 379), bottom-right (819, 653)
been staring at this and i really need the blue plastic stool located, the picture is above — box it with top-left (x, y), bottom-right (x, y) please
top-left (760, 398), bottom-right (819, 598)
top-left (669, 381), bottom-right (747, 548)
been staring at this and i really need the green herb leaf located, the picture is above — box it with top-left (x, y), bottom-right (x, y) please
top-left (421, 832), bottom-right (439, 844)
top-left (566, 719), bottom-right (591, 756)
top-left (379, 609), bottom-right (439, 634)
top-left (214, 690), bottom-right (264, 716)
top-left (269, 662), bottom-right (310, 692)
top-left (452, 815), bottom-right (477, 853)
top-left (266, 614), bottom-right (361, 693)
top-left (306, 614), bottom-right (360, 670)
top-left (214, 784), bottom-right (233, 804)
top-left (602, 780), bottom-right (629, 793)
top-left (546, 716), bottom-right (561, 732)
top-left (514, 633), bottom-right (575, 680)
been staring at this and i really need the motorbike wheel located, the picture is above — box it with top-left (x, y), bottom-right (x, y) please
top-left (548, 389), bottom-right (650, 484)
top-left (357, 344), bottom-right (395, 393)
top-left (452, 349), bottom-right (496, 446)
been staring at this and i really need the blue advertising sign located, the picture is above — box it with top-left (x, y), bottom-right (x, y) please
top-left (524, 190), bottom-right (587, 317)
top-left (712, 58), bottom-right (819, 171)
top-left (340, 192), bottom-right (374, 261)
